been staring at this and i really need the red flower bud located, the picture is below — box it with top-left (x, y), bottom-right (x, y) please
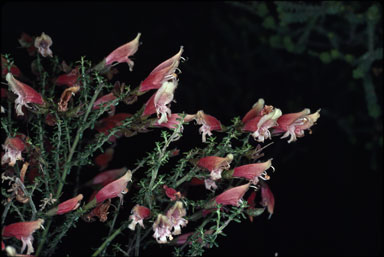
top-left (233, 159), bottom-right (273, 184)
top-left (105, 33), bottom-right (141, 71)
top-left (47, 194), bottom-right (83, 216)
top-left (95, 170), bottom-right (132, 204)
top-left (215, 183), bottom-right (250, 207)
top-left (139, 46), bottom-right (183, 92)
top-left (88, 167), bottom-right (126, 187)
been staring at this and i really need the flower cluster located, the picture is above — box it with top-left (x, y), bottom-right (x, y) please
top-left (1, 31), bottom-right (320, 256)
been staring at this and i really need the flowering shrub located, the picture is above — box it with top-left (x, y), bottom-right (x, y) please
top-left (1, 32), bottom-right (320, 256)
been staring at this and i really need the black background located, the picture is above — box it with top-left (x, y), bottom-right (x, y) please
top-left (1, 1), bottom-right (382, 256)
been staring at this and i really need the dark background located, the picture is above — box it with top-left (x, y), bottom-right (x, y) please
top-left (1, 1), bottom-right (382, 256)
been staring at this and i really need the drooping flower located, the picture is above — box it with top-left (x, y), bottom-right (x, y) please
top-left (2, 219), bottom-right (44, 255)
top-left (94, 170), bottom-right (132, 204)
top-left (128, 205), bottom-right (151, 230)
top-left (166, 201), bottom-right (188, 235)
top-left (215, 183), bottom-right (250, 207)
top-left (83, 199), bottom-right (111, 222)
top-left (87, 167), bottom-right (126, 187)
top-left (94, 147), bottom-right (114, 171)
top-left (34, 32), bottom-right (53, 57)
top-left (188, 110), bottom-right (222, 142)
top-left (105, 33), bottom-right (141, 71)
top-left (153, 214), bottom-right (173, 244)
top-left (260, 181), bottom-right (275, 219)
top-left (163, 185), bottom-right (182, 201)
top-left (242, 102), bottom-right (282, 142)
top-left (46, 194), bottom-right (83, 216)
top-left (142, 80), bottom-right (178, 124)
top-left (58, 85), bottom-right (80, 112)
top-left (55, 67), bottom-right (80, 87)
top-left (273, 108), bottom-right (321, 143)
top-left (139, 46), bottom-right (184, 92)
top-left (1, 136), bottom-right (26, 166)
top-left (1, 56), bottom-right (21, 78)
top-left (232, 159), bottom-right (273, 184)
top-left (197, 154), bottom-right (233, 181)
top-left (6, 73), bottom-right (45, 116)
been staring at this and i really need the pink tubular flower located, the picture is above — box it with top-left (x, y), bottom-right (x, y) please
top-left (55, 67), bottom-right (80, 87)
top-left (142, 80), bottom-right (178, 124)
top-left (105, 33), bottom-right (141, 71)
top-left (6, 73), bottom-right (45, 116)
top-left (188, 110), bottom-right (222, 143)
top-left (232, 159), bottom-right (274, 185)
top-left (1, 136), bottom-right (26, 167)
top-left (197, 154), bottom-right (233, 181)
top-left (94, 170), bottom-right (132, 204)
top-left (2, 219), bottom-right (44, 255)
top-left (163, 185), bottom-right (182, 201)
top-left (153, 214), bottom-right (173, 244)
top-left (34, 32), bottom-right (53, 57)
top-left (128, 205), bottom-right (151, 230)
top-left (88, 167), bottom-right (126, 187)
top-left (242, 102), bottom-right (282, 142)
top-left (166, 201), bottom-right (188, 235)
top-left (215, 183), bottom-right (250, 207)
top-left (139, 46), bottom-right (184, 92)
top-left (47, 194), bottom-right (83, 216)
top-left (94, 147), bottom-right (114, 171)
top-left (260, 181), bottom-right (275, 219)
top-left (273, 108), bottom-right (321, 143)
